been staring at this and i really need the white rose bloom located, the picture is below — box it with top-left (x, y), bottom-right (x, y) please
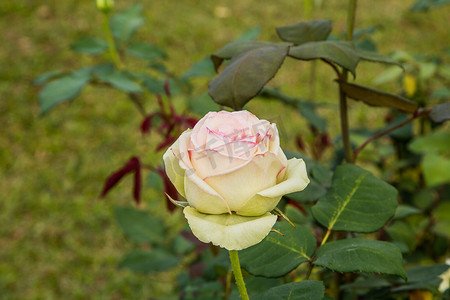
top-left (163, 110), bottom-right (309, 250)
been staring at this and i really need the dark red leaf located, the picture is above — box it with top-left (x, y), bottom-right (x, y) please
top-left (99, 156), bottom-right (140, 200)
top-left (156, 136), bottom-right (177, 152)
top-left (140, 114), bottom-right (154, 134)
top-left (133, 161), bottom-right (142, 205)
top-left (296, 134), bottom-right (306, 151)
top-left (183, 116), bottom-right (198, 129)
top-left (320, 133), bottom-right (331, 148)
top-left (163, 78), bottom-right (171, 98)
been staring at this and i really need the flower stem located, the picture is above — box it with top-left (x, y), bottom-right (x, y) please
top-left (229, 250), bottom-right (249, 300)
top-left (102, 12), bottom-right (123, 70)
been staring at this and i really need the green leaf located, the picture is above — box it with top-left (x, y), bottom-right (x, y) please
top-left (38, 74), bottom-right (90, 115)
top-left (433, 202), bottom-right (450, 238)
top-left (337, 80), bottom-right (419, 113)
top-left (70, 36), bottom-right (108, 55)
top-left (140, 74), bottom-right (165, 94)
top-left (234, 26), bottom-right (261, 41)
top-left (114, 206), bottom-right (164, 244)
top-left (239, 222), bottom-right (316, 277)
top-left (373, 66), bottom-right (404, 85)
top-left (90, 63), bottom-right (115, 78)
top-left (125, 42), bottom-right (166, 60)
top-left (210, 41), bottom-right (285, 71)
top-left (394, 204), bottom-right (421, 219)
top-left (209, 45), bottom-right (288, 110)
top-left (312, 164), bottom-right (398, 233)
top-left (409, 131), bottom-right (450, 154)
top-left (172, 234), bottom-right (195, 255)
top-left (99, 71), bottom-right (142, 93)
top-left (287, 179), bottom-right (327, 203)
top-left (182, 57), bottom-right (216, 79)
top-left (288, 41), bottom-right (359, 76)
top-left (430, 102), bottom-right (450, 123)
top-left (392, 264), bottom-right (449, 293)
top-left (261, 281), bottom-right (325, 300)
top-left (423, 153), bottom-right (450, 187)
top-left (355, 49), bottom-right (403, 68)
top-left (276, 20), bottom-right (332, 45)
top-left (406, 264), bottom-right (449, 283)
top-left (33, 70), bottom-right (64, 85)
top-left (110, 4), bottom-right (144, 44)
top-left (386, 221), bottom-right (416, 252)
top-left (182, 280), bottom-right (223, 300)
top-left (118, 249), bottom-right (179, 273)
top-left (314, 238), bottom-right (407, 280)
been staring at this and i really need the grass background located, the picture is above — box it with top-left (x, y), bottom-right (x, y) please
top-left (1, 0), bottom-right (449, 298)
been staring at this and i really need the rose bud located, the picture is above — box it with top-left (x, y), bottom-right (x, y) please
top-left (163, 111), bottom-right (309, 250)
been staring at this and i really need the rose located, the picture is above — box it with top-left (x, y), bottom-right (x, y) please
top-left (163, 111), bottom-right (309, 250)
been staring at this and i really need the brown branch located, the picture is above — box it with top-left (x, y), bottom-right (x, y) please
top-left (353, 108), bottom-right (431, 161)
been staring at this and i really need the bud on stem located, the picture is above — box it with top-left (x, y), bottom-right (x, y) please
top-left (96, 0), bottom-right (114, 13)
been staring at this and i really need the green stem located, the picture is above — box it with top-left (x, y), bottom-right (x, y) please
top-left (346, 0), bottom-right (358, 41)
top-left (339, 0), bottom-right (358, 163)
top-left (102, 12), bottom-right (123, 70)
top-left (229, 250), bottom-right (249, 300)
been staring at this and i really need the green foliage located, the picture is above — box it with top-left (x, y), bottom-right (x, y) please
top-left (239, 222), bottom-right (316, 277)
top-left (114, 206), bottom-right (165, 244)
top-left (261, 281), bottom-right (325, 300)
top-left (312, 164), bottom-right (398, 233)
top-left (38, 74), bottom-right (90, 115)
top-left (314, 238), bottom-right (407, 280)
top-left (338, 80), bottom-right (419, 113)
top-left (276, 20), bottom-right (332, 45)
top-left (70, 36), bottom-right (108, 55)
top-left (110, 4), bottom-right (145, 45)
top-left (209, 45), bottom-right (288, 110)
top-left (118, 249), bottom-right (179, 273)
top-left (21, 1), bottom-right (450, 299)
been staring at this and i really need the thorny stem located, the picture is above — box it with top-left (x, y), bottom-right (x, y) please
top-left (102, 12), bottom-right (123, 70)
top-left (229, 250), bottom-right (249, 300)
top-left (353, 108), bottom-right (431, 161)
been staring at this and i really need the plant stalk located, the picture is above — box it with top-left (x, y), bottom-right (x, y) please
top-left (353, 108), bottom-right (431, 161)
top-left (339, 0), bottom-right (358, 163)
top-left (102, 12), bottom-right (123, 70)
top-left (229, 250), bottom-right (249, 300)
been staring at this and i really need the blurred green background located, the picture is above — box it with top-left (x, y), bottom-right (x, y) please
top-left (1, 0), bottom-right (449, 298)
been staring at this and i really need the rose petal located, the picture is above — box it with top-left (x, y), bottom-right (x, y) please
top-left (184, 171), bottom-right (231, 214)
top-left (204, 152), bottom-right (285, 212)
top-left (190, 149), bottom-right (249, 179)
top-left (183, 206), bottom-right (277, 250)
top-left (257, 158), bottom-right (309, 198)
top-left (236, 193), bottom-right (282, 216)
top-left (237, 158), bottom-right (308, 216)
top-left (276, 149), bottom-right (288, 182)
top-left (163, 138), bottom-right (186, 198)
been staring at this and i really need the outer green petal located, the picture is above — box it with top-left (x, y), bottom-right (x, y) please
top-left (183, 206), bottom-right (277, 250)
top-left (163, 138), bottom-right (186, 198)
top-left (257, 158), bottom-right (309, 198)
